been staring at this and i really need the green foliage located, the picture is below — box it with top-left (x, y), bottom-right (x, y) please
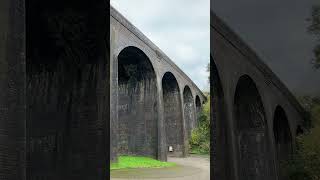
top-left (189, 94), bottom-right (210, 154)
top-left (110, 156), bottom-right (176, 170)
top-left (283, 96), bottom-right (320, 179)
top-left (297, 96), bottom-right (320, 128)
top-left (307, 5), bottom-right (320, 69)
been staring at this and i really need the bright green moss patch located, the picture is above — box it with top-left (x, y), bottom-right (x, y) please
top-left (110, 156), bottom-right (176, 170)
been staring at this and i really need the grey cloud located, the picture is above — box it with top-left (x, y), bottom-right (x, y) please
top-left (213, 0), bottom-right (320, 96)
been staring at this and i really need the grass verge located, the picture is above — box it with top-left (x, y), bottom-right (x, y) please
top-left (110, 156), bottom-right (176, 170)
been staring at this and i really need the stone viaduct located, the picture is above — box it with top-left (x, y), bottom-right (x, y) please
top-left (0, 1), bottom-right (206, 179)
top-left (1, 1), bottom-right (308, 179)
top-left (211, 12), bottom-right (307, 180)
top-left (110, 6), bottom-right (206, 162)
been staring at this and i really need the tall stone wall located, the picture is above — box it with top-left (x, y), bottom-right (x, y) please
top-left (0, 0), bottom-right (26, 180)
top-left (25, 0), bottom-right (108, 179)
top-left (1, 1), bottom-right (110, 179)
top-left (162, 73), bottom-right (184, 157)
top-left (183, 86), bottom-right (196, 138)
top-left (234, 75), bottom-right (275, 180)
top-left (117, 47), bottom-right (158, 158)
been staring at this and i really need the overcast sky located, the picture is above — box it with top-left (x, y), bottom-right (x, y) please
top-left (111, 0), bottom-right (210, 92)
top-left (213, 0), bottom-right (320, 96)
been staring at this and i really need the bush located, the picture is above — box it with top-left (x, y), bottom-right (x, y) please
top-left (283, 96), bottom-right (320, 180)
top-left (189, 94), bottom-right (210, 154)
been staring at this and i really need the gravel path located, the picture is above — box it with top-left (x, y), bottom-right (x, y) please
top-left (110, 155), bottom-right (210, 180)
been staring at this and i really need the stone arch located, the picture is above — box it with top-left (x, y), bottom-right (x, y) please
top-left (195, 95), bottom-right (201, 123)
top-left (210, 56), bottom-right (230, 179)
top-left (273, 105), bottom-right (292, 175)
top-left (234, 75), bottom-right (274, 180)
top-left (162, 72), bottom-right (184, 157)
top-left (117, 46), bottom-right (158, 158)
top-left (183, 86), bottom-right (196, 137)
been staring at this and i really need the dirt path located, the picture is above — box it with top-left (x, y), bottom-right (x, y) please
top-left (110, 155), bottom-right (210, 180)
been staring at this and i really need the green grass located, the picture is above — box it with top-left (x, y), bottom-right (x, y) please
top-left (110, 156), bottom-right (176, 170)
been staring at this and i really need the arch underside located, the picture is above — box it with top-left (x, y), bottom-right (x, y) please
top-left (195, 95), bottom-right (201, 124)
top-left (210, 57), bottom-right (232, 179)
top-left (273, 106), bottom-right (292, 167)
top-left (234, 75), bottom-right (275, 180)
top-left (117, 47), bottom-right (158, 158)
top-left (183, 86), bottom-right (196, 137)
top-left (162, 72), bottom-right (184, 157)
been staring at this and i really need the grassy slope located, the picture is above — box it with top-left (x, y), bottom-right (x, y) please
top-left (110, 156), bottom-right (176, 170)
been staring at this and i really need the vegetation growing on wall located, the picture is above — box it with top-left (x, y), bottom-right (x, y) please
top-left (189, 93), bottom-right (210, 155)
top-left (282, 96), bottom-right (320, 180)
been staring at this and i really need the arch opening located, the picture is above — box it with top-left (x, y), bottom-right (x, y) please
top-left (296, 125), bottom-right (304, 136)
top-left (234, 75), bottom-right (274, 180)
top-left (195, 95), bottom-right (201, 124)
top-left (183, 86), bottom-right (196, 137)
top-left (273, 106), bottom-right (292, 163)
top-left (162, 72), bottom-right (184, 157)
top-left (117, 46), bottom-right (158, 158)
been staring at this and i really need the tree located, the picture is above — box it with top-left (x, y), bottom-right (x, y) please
top-left (283, 96), bottom-right (320, 180)
top-left (189, 94), bottom-right (210, 154)
top-left (307, 5), bottom-right (320, 69)
top-left (207, 63), bottom-right (210, 83)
